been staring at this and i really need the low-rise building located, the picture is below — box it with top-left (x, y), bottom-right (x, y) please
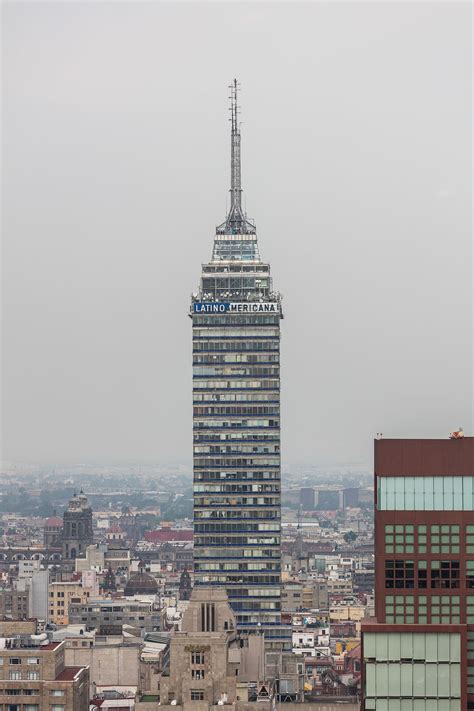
top-left (0, 625), bottom-right (89, 710)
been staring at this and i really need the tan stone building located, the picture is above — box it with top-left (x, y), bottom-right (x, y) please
top-left (0, 627), bottom-right (89, 710)
top-left (48, 582), bottom-right (90, 625)
top-left (141, 587), bottom-right (265, 710)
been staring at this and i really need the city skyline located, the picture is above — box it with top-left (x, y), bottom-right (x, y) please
top-left (2, 2), bottom-right (472, 468)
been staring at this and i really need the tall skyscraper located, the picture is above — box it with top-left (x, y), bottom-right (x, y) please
top-left (190, 81), bottom-right (283, 652)
top-left (361, 437), bottom-right (473, 711)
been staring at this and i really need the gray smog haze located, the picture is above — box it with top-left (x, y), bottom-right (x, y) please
top-left (2, 1), bottom-right (472, 468)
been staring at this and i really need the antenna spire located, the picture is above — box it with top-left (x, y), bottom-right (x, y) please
top-left (229, 79), bottom-right (244, 225)
top-left (217, 79), bottom-right (255, 235)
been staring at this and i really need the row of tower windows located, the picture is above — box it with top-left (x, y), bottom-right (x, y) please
top-left (195, 497), bottom-right (279, 507)
top-left (193, 406), bottom-right (280, 416)
top-left (193, 431), bottom-right (280, 442)
top-left (194, 510), bottom-right (279, 521)
top-left (193, 366), bottom-right (279, 377)
top-left (194, 523), bottom-right (280, 533)
top-left (194, 393), bottom-right (279, 403)
top-left (194, 548), bottom-right (280, 558)
top-left (195, 536), bottom-right (280, 546)
top-left (193, 458), bottom-right (279, 468)
top-left (193, 380), bottom-right (279, 390)
top-left (195, 562), bottom-right (280, 572)
top-left (194, 419), bottom-right (279, 429)
top-left (193, 339), bottom-right (279, 351)
top-left (194, 445), bottom-right (279, 455)
top-left (194, 483), bottom-right (279, 493)
top-left (194, 471), bottom-right (279, 480)
top-left (193, 355), bottom-right (279, 365)
top-left (193, 329), bottom-right (279, 338)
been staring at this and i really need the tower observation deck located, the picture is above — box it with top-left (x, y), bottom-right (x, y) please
top-left (190, 81), bottom-right (287, 657)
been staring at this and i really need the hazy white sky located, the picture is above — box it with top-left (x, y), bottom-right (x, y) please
top-left (2, 1), bottom-right (472, 468)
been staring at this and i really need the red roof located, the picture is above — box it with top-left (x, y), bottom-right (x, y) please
top-left (144, 529), bottom-right (193, 543)
top-left (56, 666), bottom-right (86, 681)
top-left (45, 517), bottom-right (63, 527)
top-left (40, 643), bottom-right (61, 650)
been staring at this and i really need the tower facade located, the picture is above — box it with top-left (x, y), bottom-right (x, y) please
top-left (190, 81), bottom-right (284, 650)
top-left (62, 491), bottom-right (94, 560)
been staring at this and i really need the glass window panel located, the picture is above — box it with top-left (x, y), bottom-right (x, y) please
top-left (425, 634), bottom-right (438, 662)
top-left (414, 477), bottom-right (425, 510)
top-left (375, 633), bottom-right (389, 661)
top-left (434, 483), bottom-right (444, 510)
top-left (395, 478), bottom-right (405, 510)
top-left (388, 663), bottom-right (401, 696)
top-left (365, 662), bottom-right (375, 695)
top-left (412, 663), bottom-right (426, 696)
top-left (443, 477), bottom-right (453, 510)
top-left (449, 633), bottom-right (460, 662)
top-left (425, 663), bottom-right (438, 694)
top-left (449, 663), bottom-right (460, 696)
top-left (386, 477), bottom-right (396, 510)
top-left (400, 664), bottom-right (412, 695)
top-left (388, 633), bottom-right (401, 661)
top-left (453, 477), bottom-right (463, 509)
top-left (463, 477), bottom-right (473, 511)
top-left (364, 633), bottom-right (376, 658)
top-left (404, 477), bottom-right (415, 510)
top-left (412, 634), bottom-right (425, 661)
top-left (424, 477), bottom-right (434, 510)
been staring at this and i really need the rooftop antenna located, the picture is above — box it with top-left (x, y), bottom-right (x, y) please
top-left (225, 79), bottom-right (246, 230)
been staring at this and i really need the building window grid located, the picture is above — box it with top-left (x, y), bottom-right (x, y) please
top-left (384, 595), bottom-right (415, 623)
top-left (383, 594), bottom-right (460, 625)
top-left (430, 595), bottom-right (461, 624)
top-left (384, 560), bottom-right (415, 589)
top-left (430, 524), bottom-right (460, 554)
top-left (431, 560), bottom-right (460, 589)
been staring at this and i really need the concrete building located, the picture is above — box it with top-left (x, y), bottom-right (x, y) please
top-left (0, 626), bottom-right (89, 710)
top-left (282, 581), bottom-right (328, 612)
top-left (69, 598), bottom-right (161, 634)
top-left (361, 437), bottom-right (473, 710)
top-left (29, 569), bottom-right (50, 622)
top-left (65, 631), bottom-right (141, 696)
top-left (48, 581), bottom-right (90, 625)
top-left (190, 80), bottom-right (285, 654)
top-left (0, 587), bottom-right (29, 620)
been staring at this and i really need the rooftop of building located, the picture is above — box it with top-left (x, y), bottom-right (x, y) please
top-left (55, 665), bottom-right (87, 681)
top-left (374, 436), bottom-right (473, 476)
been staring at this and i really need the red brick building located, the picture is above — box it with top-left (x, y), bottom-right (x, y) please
top-left (362, 437), bottom-right (473, 710)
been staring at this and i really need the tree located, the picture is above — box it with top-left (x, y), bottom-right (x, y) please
top-left (343, 530), bottom-right (357, 544)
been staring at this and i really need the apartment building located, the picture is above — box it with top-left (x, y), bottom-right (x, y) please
top-left (0, 627), bottom-right (89, 710)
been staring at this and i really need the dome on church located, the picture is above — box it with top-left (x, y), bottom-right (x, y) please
top-left (124, 565), bottom-right (158, 596)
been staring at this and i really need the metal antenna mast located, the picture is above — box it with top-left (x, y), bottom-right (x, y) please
top-left (217, 79), bottom-right (255, 235)
top-left (227, 79), bottom-right (245, 229)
